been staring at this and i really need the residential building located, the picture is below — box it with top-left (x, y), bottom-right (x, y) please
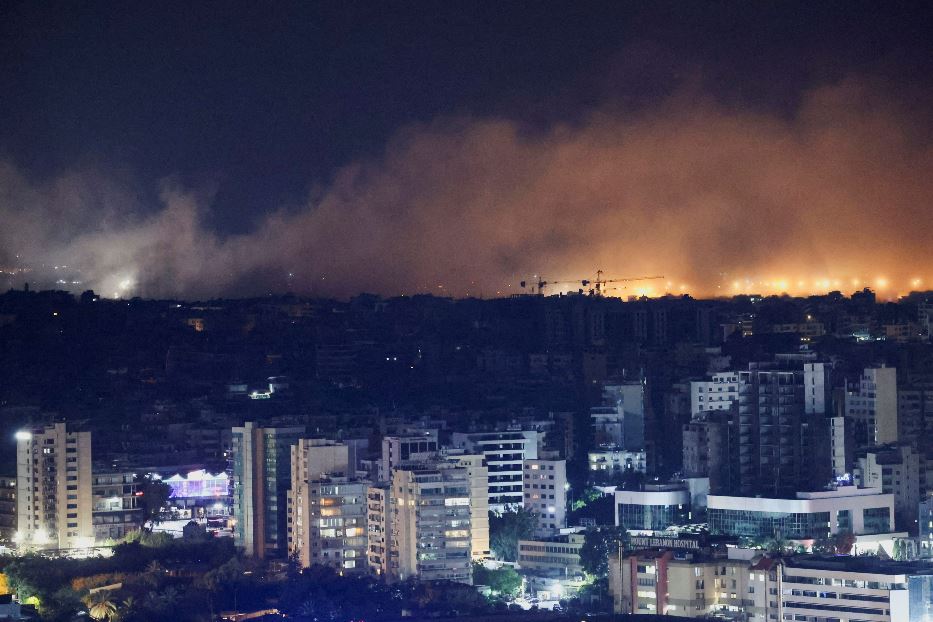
top-left (15, 423), bottom-right (93, 549)
top-left (390, 466), bottom-right (472, 584)
top-left (682, 410), bottom-right (734, 493)
top-left (600, 380), bottom-right (647, 450)
top-left (691, 372), bottom-right (739, 417)
top-left (609, 546), bottom-right (763, 618)
top-left (291, 476), bottom-right (368, 572)
top-left (0, 475), bottom-right (15, 544)
top-left (846, 367), bottom-right (898, 447)
top-left (366, 484), bottom-right (392, 577)
top-left (380, 432), bottom-right (438, 481)
top-left (587, 448), bottom-right (647, 481)
top-left (897, 386), bottom-right (933, 452)
top-left (91, 470), bottom-right (141, 542)
top-left (451, 431), bottom-right (538, 511)
top-left (708, 486), bottom-right (895, 540)
top-left (442, 454), bottom-right (489, 560)
top-left (855, 444), bottom-right (921, 533)
top-left (517, 532), bottom-right (584, 576)
top-left (231, 422), bottom-right (303, 558)
top-left (523, 459), bottom-right (567, 536)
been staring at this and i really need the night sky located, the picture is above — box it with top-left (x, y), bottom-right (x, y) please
top-left (2, 2), bottom-right (933, 299)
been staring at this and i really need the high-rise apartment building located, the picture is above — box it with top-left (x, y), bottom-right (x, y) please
top-left (451, 431), bottom-right (537, 511)
top-left (390, 466), bottom-right (472, 584)
top-left (15, 423), bottom-right (93, 549)
top-left (846, 367), bottom-right (898, 447)
top-left (522, 459), bottom-right (567, 536)
top-left (291, 477), bottom-right (368, 572)
top-left (442, 454), bottom-right (489, 560)
top-left (288, 439), bottom-right (370, 571)
top-left (231, 422), bottom-right (303, 558)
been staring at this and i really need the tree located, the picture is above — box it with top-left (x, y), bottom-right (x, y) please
top-left (136, 475), bottom-right (172, 528)
top-left (86, 593), bottom-right (118, 621)
top-left (580, 526), bottom-right (628, 577)
top-left (488, 507), bottom-right (536, 562)
top-left (472, 563), bottom-right (522, 598)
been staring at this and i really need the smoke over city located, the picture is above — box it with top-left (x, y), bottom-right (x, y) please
top-left (2, 77), bottom-right (932, 300)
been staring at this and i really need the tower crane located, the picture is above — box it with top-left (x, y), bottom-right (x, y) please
top-left (520, 271), bottom-right (665, 297)
top-left (589, 270), bottom-right (665, 296)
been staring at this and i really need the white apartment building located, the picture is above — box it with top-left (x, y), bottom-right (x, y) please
top-left (15, 423), bottom-right (93, 550)
top-left (522, 459), bottom-right (567, 536)
top-left (451, 431), bottom-right (537, 512)
top-left (691, 372), bottom-right (739, 417)
top-left (441, 454), bottom-right (490, 560)
top-left (390, 466), bottom-right (473, 584)
top-left (846, 367), bottom-right (898, 446)
top-left (690, 363), bottom-right (828, 418)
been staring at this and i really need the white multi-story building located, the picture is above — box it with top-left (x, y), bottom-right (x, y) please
top-left (523, 459), bottom-right (567, 536)
top-left (451, 431), bottom-right (537, 511)
top-left (442, 454), bottom-right (490, 560)
top-left (846, 367), bottom-right (898, 447)
top-left (390, 466), bottom-right (473, 584)
top-left (691, 372), bottom-right (739, 417)
top-left (15, 423), bottom-right (93, 550)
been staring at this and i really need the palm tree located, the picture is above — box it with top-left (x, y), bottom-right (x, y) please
top-left (87, 594), bottom-right (118, 621)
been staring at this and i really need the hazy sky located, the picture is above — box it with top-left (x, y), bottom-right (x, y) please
top-left (2, 2), bottom-right (932, 298)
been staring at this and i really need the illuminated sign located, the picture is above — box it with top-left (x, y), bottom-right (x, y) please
top-left (629, 536), bottom-right (701, 550)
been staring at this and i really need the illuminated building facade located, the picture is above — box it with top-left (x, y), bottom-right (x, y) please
top-left (291, 477), bottom-right (368, 572)
top-left (91, 470), bottom-right (141, 542)
top-left (523, 458), bottom-right (567, 536)
top-left (163, 469), bottom-right (231, 517)
top-left (708, 487), bottom-right (895, 540)
top-left (390, 466), bottom-right (472, 584)
top-left (15, 423), bottom-right (94, 549)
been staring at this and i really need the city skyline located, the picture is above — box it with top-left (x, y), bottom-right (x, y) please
top-left (2, 3), bottom-right (933, 299)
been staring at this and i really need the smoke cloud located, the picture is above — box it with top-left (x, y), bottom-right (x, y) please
top-left (2, 77), bottom-right (932, 299)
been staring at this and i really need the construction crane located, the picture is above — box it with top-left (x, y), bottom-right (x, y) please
top-left (520, 272), bottom-right (664, 297)
top-left (589, 270), bottom-right (665, 296)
